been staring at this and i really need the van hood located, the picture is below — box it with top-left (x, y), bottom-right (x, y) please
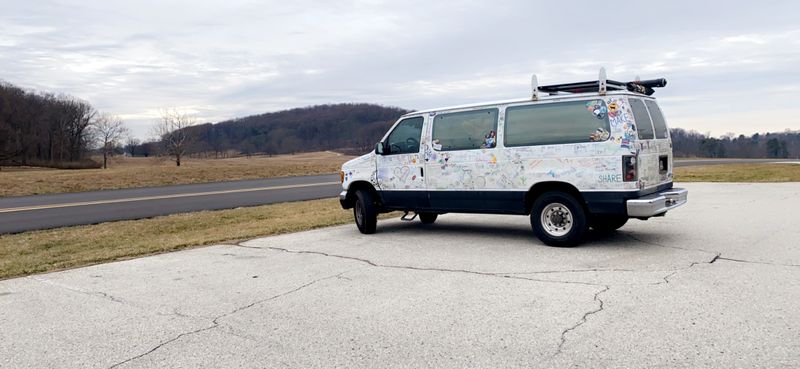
top-left (342, 152), bottom-right (375, 171)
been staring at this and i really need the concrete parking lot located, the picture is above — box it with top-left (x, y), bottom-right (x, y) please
top-left (1, 183), bottom-right (798, 368)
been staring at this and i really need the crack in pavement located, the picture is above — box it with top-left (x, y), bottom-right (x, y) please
top-left (234, 242), bottom-right (732, 357)
top-left (106, 271), bottom-right (348, 369)
top-left (660, 253), bottom-right (720, 284)
top-left (27, 276), bottom-right (129, 305)
top-left (717, 257), bottom-right (799, 267)
top-left (27, 276), bottom-right (199, 321)
top-left (554, 285), bottom-right (610, 356)
top-left (626, 234), bottom-right (797, 268)
top-left (107, 324), bottom-right (218, 369)
top-left (243, 244), bottom-right (606, 287)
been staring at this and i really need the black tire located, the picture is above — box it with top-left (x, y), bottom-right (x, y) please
top-left (530, 191), bottom-right (588, 247)
top-left (419, 212), bottom-right (438, 224)
top-left (354, 190), bottom-right (377, 234)
top-left (591, 215), bottom-right (628, 233)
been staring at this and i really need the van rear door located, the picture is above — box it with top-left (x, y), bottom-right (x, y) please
top-left (629, 97), bottom-right (671, 191)
top-left (644, 100), bottom-right (672, 185)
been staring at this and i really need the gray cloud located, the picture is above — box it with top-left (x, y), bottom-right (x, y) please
top-left (2, 0), bottom-right (799, 139)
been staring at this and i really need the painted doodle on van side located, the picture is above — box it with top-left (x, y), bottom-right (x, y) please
top-left (341, 95), bottom-right (650, 193)
top-left (607, 97), bottom-right (637, 150)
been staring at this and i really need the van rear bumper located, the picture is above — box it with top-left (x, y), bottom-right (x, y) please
top-left (626, 188), bottom-right (688, 218)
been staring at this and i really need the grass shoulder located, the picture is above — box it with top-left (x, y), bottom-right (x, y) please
top-left (0, 198), bottom-right (399, 280)
top-left (674, 163), bottom-right (800, 182)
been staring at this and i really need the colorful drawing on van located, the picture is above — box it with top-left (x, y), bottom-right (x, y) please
top-left (607, 101), bottom-right (619, 117)
top-left (585, 100), bottom-right (607, 119)
top-left (606, 97), bottom-right (637, 149)
top-left (590, 127), bottom-right (610, 142)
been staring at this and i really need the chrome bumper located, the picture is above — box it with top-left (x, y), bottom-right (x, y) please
top-left (626, 188), bottom-right (688, 218)
top-left (339, 190), bottom-right (350, 209)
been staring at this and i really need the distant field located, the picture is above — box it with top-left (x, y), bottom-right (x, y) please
top-left (0, 151), bottom-right (354, 197)
top-left (674, 163), bottom-right (800, 182)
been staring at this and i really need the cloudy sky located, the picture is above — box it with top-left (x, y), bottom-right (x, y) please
top-left (2, 0), bottom-right (799, 139)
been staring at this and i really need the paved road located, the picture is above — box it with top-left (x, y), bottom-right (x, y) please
top-left (1, 158), bottom-right (795, 234)
top-left (0, 174), bottom-right (341, 234)
top-left (1, 183), bottom-right (797, 368)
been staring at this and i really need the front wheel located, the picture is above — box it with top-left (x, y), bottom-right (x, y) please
top-left (354, 190), bottom-right (377, 234)
top-left (531, 191), bottom-right (588, 247)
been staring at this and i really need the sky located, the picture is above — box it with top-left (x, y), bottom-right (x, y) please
top-left (2, 0), bottom-right (799, 140)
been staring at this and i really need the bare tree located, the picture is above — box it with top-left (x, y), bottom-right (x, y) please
top-left (153, 109), bottom-right (195, 166)
top-left (91, 114), bottom-right (128, 169)
top-left (124, 136), bottom-right (141, 157)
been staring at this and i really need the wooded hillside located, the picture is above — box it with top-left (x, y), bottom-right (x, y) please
top-left (183, 104), bottom-right (409, 156)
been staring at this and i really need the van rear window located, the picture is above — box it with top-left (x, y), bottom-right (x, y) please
top-left (504, 100), bottom-right (611, 147)
top-left (644, 100), bottom-right (669, 139)
top-left (629, 98), bottom-right (655, 140)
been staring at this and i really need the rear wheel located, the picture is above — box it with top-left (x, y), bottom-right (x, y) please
top-left (591, 215), bottom-right (628, 233)
top-left (419, 213), bottom-right (438, 224)
top-left (531, 191), bottom-right (588, 247)
top-left (354, 190), bottom-right (377, 234)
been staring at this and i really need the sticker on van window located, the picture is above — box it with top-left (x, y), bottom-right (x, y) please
top-left (589, 127), bottom-right (610, 142)
top-left (606, 97), bottom-right (637, 149)
top-left (585, 100), bottom-right (607, 119)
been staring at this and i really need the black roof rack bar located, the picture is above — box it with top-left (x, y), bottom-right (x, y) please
top-left (531, 68), bottom-right (667, 98)
top-left (538, 80), bottom-right (628, 94)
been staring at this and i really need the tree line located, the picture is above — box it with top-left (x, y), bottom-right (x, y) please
top-left (670, 128), bottom-right (799, 159)
top-left (0, 81), bottom-right (128, 169)
top-left (3, 79), bottom-right (798, 170)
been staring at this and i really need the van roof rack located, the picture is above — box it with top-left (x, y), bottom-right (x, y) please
top-left (531, 67), bottom-right (666, 100)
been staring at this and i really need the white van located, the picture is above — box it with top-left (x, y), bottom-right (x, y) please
top-left (339, 70), bottom-right (687, 246)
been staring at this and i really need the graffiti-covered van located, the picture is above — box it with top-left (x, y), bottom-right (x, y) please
top-left (338, 69), bottom-right (688, 246)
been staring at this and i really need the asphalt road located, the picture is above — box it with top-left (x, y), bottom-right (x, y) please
top-left (1, 158), bottom-right (796, 234)
top-left (1, 182), bottom-right (798, 368)
top-left (0, 174), bottom-right (341, 234)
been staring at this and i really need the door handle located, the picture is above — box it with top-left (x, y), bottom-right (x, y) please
top-left (420, 167), bottom-right (424, 177)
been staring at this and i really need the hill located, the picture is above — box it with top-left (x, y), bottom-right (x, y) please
top-left (183, 103), bottom-right (409, 156)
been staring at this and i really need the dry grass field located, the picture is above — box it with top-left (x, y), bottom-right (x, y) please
top-left (0, 198), bottom-right (351, 279)
top-left (0, 198), bottom-right (400, 280)
top-left (674, 163), bottom-right (800, 182)
top-left (0, 151), bottom-right (354, 197)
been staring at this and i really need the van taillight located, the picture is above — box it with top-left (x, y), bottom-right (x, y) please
top-left (623, 156), bottom-right (637, 182)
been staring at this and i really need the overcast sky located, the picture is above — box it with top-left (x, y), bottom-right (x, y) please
top-left (2, 0), bottom-right (799, 140)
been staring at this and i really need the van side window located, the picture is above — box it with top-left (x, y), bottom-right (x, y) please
top-left (629, 99), bottom-right (655, 140)
top-left (432, 109), bottom-right (498, 151)
top-left (644, 100), bottom-right (669, 139)
top-left (504, 100), bottom-right (611, 147)
top-left (385, 117), bottom-right (423, 155)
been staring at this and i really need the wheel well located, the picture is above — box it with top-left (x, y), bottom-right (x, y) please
top-left (344, 181), bottom-right (379, 209)
top-left (524, 181), bottom-right (586, 214)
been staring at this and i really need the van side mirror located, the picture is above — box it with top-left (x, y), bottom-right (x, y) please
top-left (375, 142), bottom-right (385, 155)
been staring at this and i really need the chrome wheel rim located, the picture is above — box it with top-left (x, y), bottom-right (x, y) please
top-left (541, 202), bottom-right (573, 237)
